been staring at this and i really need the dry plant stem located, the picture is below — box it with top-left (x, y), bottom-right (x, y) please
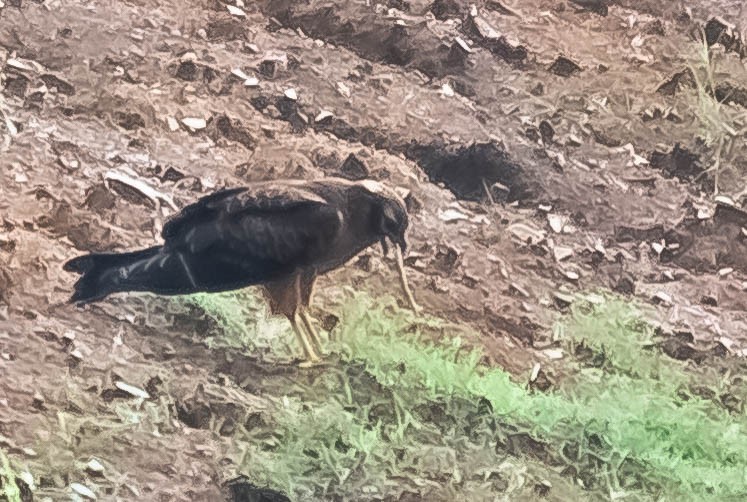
top-left (713, 136), bottom-right (724, 195)
top-left (482, 178), bottom-right (496, 205)
top-left (395, 247), bottom-right (420, 313)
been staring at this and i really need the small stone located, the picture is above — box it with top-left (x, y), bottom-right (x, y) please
top-left (314, 110), bottom-right (333, 123)
top-left (565, 270), bottom-right (579, 281)
top-left (438, 208), bottom-right (470, 223)
top-left (508, 223), bottom-right (546, 245)
top-left (566, 134), bottom-right (583, 147)
top-left (553, 246), bottom-right (573, 262)
top-left (114, 381), bottom-right (150, 399)
top-left (441, 83), bottom-right (455, 97)
top-left (718, 267), bottom-right (734, 277)
top-left (226, 4), bottom-right (246, 16)
top-left (32, 392), bottom-right (45, 409)
top-left (85, 459), bottom-right (105, 476)
top-left (509, 282), bottom-right (529, 297)
top-left (243, 77), bottom-right (259, 87)
top-left (454, 36), bottom-right (473, 53)
top-left (714, 195), bottom-right (735, 207)
top-left (553, 291), bottom-right (574, 307)
top-left (283, 88), bottom-right (298, 101)
top-left (544, 348), bottom-right (564, 360)
top-left (632, 154), bottom-right (649, 166)
top-left (166, 117), bottom-right (179, 132)
top-left (697, 207), bottom-right (713, 219)
top-left (653, 291), bottom-right (672, 305)
top-left (7, 58), bottom-right (31, 71)
top-left (18, 471), bottom-right (34, 490)
top-left (71, 483), bottom-right (97, 500)
top-left (336, 81), bottom-right (351, 98)
top-left (181, 117), bottom-right (207, 130)
top-left (180, 52), bottom-right (198, 62)
top-left (547, 214), bottom-right (565, 233)
top-left (231, 68), bottom-right (250, 80)
top-left (530, 363), bottom-right (541, 382)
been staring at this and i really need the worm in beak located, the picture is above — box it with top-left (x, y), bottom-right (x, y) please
top-left (393, 245), bottom-right (420, 313)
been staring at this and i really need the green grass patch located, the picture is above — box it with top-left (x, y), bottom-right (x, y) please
top-left (688, 33), bottom-right (747, 195)
top-left (181, 291), bottom-right (295, 358)
top-left (0, 450), bottom-right (23, 502)
top-left (192, 291), bottom-right (747, 500)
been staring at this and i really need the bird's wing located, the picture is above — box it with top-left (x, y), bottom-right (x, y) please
top-left (162, 185), bottom-right (342, 264)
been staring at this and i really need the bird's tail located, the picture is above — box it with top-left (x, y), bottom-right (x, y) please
top-left (63, 246), bottom-right (164, 304)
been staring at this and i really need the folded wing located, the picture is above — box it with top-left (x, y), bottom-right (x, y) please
top-left (162, 184), bottom-right (342, 269)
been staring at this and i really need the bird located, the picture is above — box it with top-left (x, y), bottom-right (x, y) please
top-left (63, 177), bottom-right (419, 366)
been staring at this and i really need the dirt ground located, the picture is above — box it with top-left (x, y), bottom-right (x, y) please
top-left (1, 0), bottom-right (747, 500)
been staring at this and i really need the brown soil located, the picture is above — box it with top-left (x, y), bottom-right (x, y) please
top-left (1, 0), bottom-right (747, 500)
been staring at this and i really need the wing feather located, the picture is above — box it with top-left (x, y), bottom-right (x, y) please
top-left (162, 184), bottom-right (342, 267)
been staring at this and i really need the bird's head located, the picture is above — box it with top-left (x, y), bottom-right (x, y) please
top-left (376, 196), bottom-right (409, 256)
top-left (359, 180), bottom-right (409, 255)
top-left (357, 179), bottom-right (420, 313)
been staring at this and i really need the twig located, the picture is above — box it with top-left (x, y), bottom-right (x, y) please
top-left (481, 178), bottom-right (495, 205)
top-left (713, 135), bottom-right (724, 195)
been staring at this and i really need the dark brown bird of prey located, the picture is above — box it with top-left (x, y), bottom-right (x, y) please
top-left (63, 177), bottom-right (419, 366)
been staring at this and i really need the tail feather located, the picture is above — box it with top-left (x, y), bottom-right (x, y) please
top-left (64, 246), bottom-right (162, 304)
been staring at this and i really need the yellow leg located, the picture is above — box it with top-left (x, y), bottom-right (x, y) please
top-left (289, 313), bottom-right (321, 367)
top-left (300, 309), bottom-right (323, 353)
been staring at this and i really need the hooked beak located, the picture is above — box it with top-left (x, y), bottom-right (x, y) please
top-left (380, 237), bottom-right (390, 257)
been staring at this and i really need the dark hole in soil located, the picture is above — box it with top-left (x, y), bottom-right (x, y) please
top-left (40, 74), bottom-right (76, 95)
top-left (176, 61), bottom-right (199, 81)
top-left (176, 399), bottom-right (212, 429)
top-left (225, 475), bottom-right (291, 502)
top-left (407, 142), bottom-right (533, 203)
top-left (649, 143), bottom-right (707, 184)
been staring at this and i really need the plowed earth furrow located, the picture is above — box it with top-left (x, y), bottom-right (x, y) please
top-left (2, 0), bottom-right (747, 499)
